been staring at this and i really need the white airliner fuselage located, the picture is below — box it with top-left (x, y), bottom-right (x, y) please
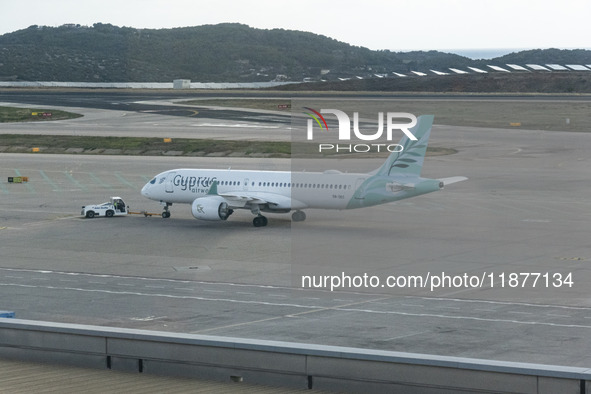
top-left (141, 115), bottom-right (466, 226)
top-left (146, 169), bottom-right (359, 205)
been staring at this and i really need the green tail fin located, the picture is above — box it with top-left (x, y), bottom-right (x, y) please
top-left (373, 115), bottom-right (434, 177)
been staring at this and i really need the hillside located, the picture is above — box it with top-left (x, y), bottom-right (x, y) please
top-left (0, 23), bottom-right (590, 85)
top-left (0, 23), bottom-right (470, 82)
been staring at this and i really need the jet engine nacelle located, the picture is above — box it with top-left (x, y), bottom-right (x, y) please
top-left (191, 196), bottom-right (233, 221)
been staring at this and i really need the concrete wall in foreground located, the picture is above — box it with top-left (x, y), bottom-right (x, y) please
top-left (0, 319), bottom-right (590, 394)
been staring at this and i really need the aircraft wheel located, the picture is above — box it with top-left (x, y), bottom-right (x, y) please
top-left (162, 211), bottom-right (171, 218)
top-left (253, 216), bottom-right (268, 227)
top-left (292, 210), bottom-right (306, 222)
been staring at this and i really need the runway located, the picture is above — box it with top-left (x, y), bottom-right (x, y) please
top-left (1, 94), bottom-right (591, 367)
top-left (0, 102), bottom-right (291, 140)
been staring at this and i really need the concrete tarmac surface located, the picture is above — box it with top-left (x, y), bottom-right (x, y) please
top-left (1, 100), bottom-right (591, 368)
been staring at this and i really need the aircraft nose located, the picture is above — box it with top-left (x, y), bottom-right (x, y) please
top-left (141, 183), bottom-right (150, 197)
top-left (142, 177), bottom-right (157, 198)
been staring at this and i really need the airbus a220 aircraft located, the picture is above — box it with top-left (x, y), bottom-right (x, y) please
top-left (141, 115), bottom-right (466, 227)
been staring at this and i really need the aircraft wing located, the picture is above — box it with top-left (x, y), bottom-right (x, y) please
top-left (218, 191), bottom-right (307, 210)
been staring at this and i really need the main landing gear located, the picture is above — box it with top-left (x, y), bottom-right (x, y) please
top-left (292, 210), bottom-right (306, 222)
top-left (252, 210), bottom-right (306, 227)
top-left (253, 215), bottom-right (268, 227)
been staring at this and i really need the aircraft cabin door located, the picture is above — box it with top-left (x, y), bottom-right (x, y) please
top-left (165, 171), bottom-right (176, 193)
top-left (243, 178), bottom-right (249, 191)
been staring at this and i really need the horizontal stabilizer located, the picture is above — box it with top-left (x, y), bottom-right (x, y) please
top-left (438, 176), bottom-right (468, 187)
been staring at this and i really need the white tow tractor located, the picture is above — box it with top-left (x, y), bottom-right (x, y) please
top-left (81, 197), bottom-right (128, 218)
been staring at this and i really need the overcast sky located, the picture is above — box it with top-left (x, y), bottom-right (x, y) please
top-left (2, 0), bottom-right (589, 55)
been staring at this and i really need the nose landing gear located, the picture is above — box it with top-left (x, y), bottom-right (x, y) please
top-left (161, 202), bottom-right (172, 218)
